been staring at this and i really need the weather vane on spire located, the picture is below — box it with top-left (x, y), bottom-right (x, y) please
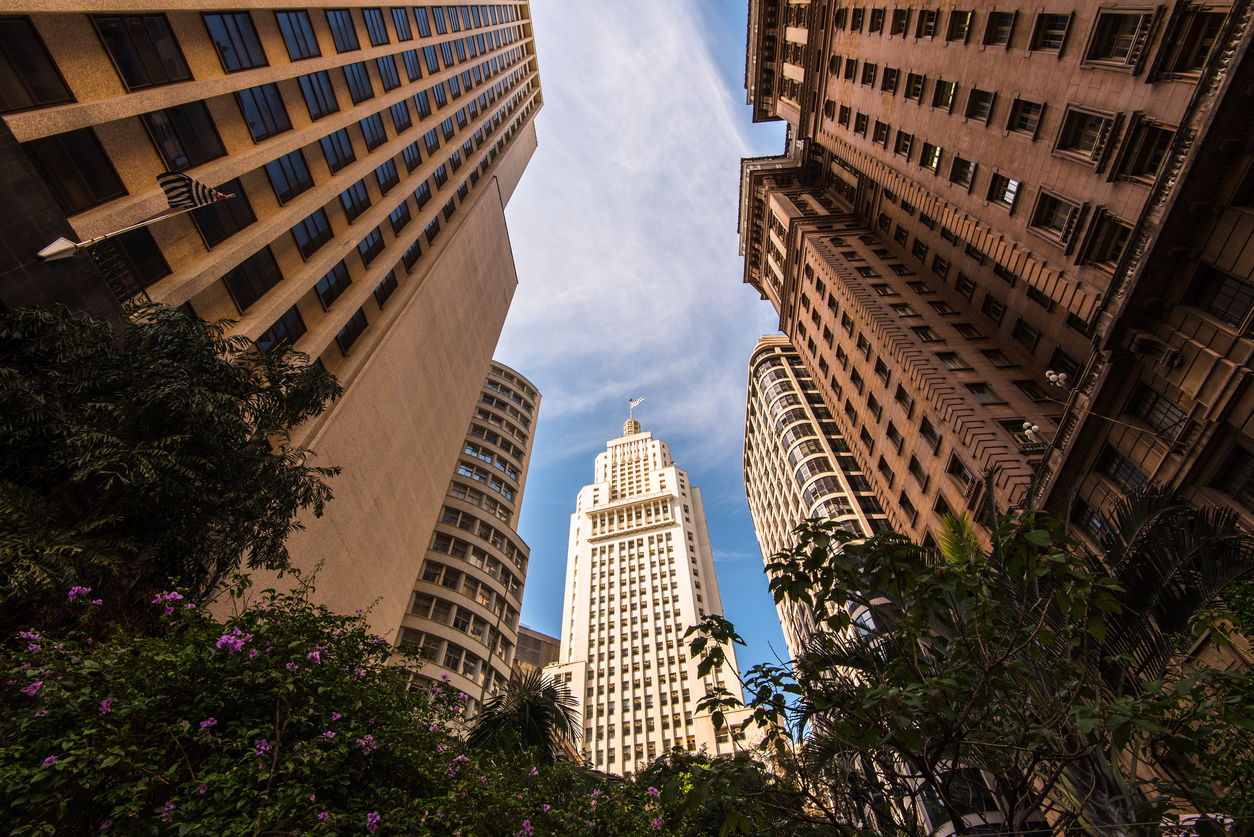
top-left (629, 397), bottom-right (645, 420)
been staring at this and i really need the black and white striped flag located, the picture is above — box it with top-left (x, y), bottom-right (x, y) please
top-left (157, 172), bottom-right (232, 209)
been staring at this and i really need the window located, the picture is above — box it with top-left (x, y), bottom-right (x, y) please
top-left (389, 200), bottom-right (411, 234)
top-left (838, 105), bottom-right (851, 126)
top-left (375, 270), bottom-right (399, 306)
top-left (276, 11), bottom-right (320, 60)
top-left (933, 80), bottom-right (956, 110)
top-left (316, 260), bottom-right (353, 308)
top-left (321, 128), bottom-right (356, 173)
top-left (851, 8), bottom-right (866, 31)
top-left (895, 385), bottom-right (916, 416)
top-left (845, 57), bottom-right (858, 80)
top-left (222, 246), bottom-right (283, 312)
top-left (326, 9), bottom-right (361, 53)
top-left (870, 8), bottom-right (886, 31)
top-left (981, 293), bottom-right (1006, 325)
top-left (905, 72), bottom-right (925, 100)
top-left (442, 196), bottom-right (455, 219)
top-left (190, 178), bottom-right (253, 247)
top-left (376, 158), bottom-right (399, 194)
top-left (235, 84), bottom-right (291, 142)
top-left (92, 15), bottom-right (191, 91)
top-left (1219, 447), bottom-right (1254, 508)
top-left (920, 142), bottom-right (941, 172)
top-left (982, 349), bottom-right (1014, 368)
top-left (1009, 99), bottom-right (1043, 135)
top-left (891, 302), bottom-right (918, 317)
top-left (358, 226), bottom-right (385, 266)
top-left (956, 273), bottom-right (976, 299)
top-left (344, 61), bottom-right (375, 104)
top-left (1012, 318), bottom-right (1041, 351)
top-left (1157, 10), bottom-right (1225, 76)
top-left (854, 113), bottom-right (869, 136)
top-left (363, 8), bottom-right (389, 45)
top-left (1086, 11), bottom-right (1151, 67)
top-left (414, 180), bottom-right (432, 208)
top-left (912, 239), bottom-right (928, 260)
top-left (954, 323), bottom-right (982, 339)
top-left (1016, 379), bottom-right (1049, 401)
top-left (938, 352), bottom-right (968, 370)
top-left (862, 62), bottom-right (878, 86)
top-left (1117, 119), bottom-right (1174, 183)
top-left (392, 8), bottom-right (413, 40)
top-left (913, 325), bottom-right (941, 342)
top-left (873, 120), bottom-right (890, 146)
top-left (257, 306), bottom-right (306, 353)
top-left (1057, 108), bottom-right (1114, 163)
top-left (1101, 446), bottom-right (1149, 493)
top-left (340, 179), bottom-right (372, 222)
top-left (142, 102), bottom-right (225, 170)
top-left (946, 455), bottom-right (973, 486)
top-left (261, 150), bottom-right (311, 205)
top-left (22, 128), bottom-right (126, 215)
top-left (377, 54), bottom-right (401, 91)
top-left (1084, 213), bottom-right (1133, 270)
top-left (425, 216), bottom-right (441, 243)
top-left (292, 209), bottom-right (334, 259)
top-left (434, 164), bottom-right (449, 188)
top-left (1032, 13), bottom-right (1070, 51)
top-left (300, 71), bottom-right (339, 120)
top-left (881, 67), bottom-right (900, 92)
top-left (984, 11), bottom-right (1016, 45)
top-left (1030, 191), bottom-right (1080, 242)
top-left (203, 12), bottom-right (266, 72)
top-left (0, 17), bottom-right (72, 113)
top-left (949, 156), bottom-right (975, 188)
top-left (916, 9), bottom-right (938, 37)
top-left (337, 308), bottom-right (369, 355)
top-left (361, 112), bottom-right (388, 151)
top-left (931, 255), bottom-right (951, 278)
top-left (894, 225), bottom-right (909, 245)
top-left (966, 383), bottom-right (999, 404)
top-left (891, 8), bottom-right (911, 35)
top-left (1191, 264), bottom-right (1254, 328)
top-left (947, 10), bottom-right (972, 41)
top-left (965, 89), bottom-right (994, 121)
top-left (402, 239), bottom-right (421, 270)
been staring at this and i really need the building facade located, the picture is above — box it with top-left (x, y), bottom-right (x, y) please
top-left (1, 3), bottom-right (542, 634)
top-left (744, 334), bottom-right (883, 659)
top-left (740, 0), bottom-right (1254, 546)
top-left (513, 625), bottom-right (560, 679)
top-left (545, 418), bottom-right (753, 775)
top-left (398, 361), bottom-right (538, 713)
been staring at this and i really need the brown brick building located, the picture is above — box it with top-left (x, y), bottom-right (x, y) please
top-left (740, 0), bottom-right (1254, 547)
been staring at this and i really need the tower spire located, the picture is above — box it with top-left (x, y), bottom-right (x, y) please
top-left (625, 397), bottom-right (644, 436)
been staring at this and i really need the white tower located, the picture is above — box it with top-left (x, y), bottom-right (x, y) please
top-left (544, 408), bottom-right (752, 774)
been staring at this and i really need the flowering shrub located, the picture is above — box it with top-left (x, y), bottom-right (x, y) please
top-left (1, 583), bottom-right (670, 835)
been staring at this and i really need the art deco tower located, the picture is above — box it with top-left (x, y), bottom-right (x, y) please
top-left (545, 415), bottom-right (752, 775)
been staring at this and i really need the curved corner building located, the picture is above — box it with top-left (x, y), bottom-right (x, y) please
top-left (545, 417), bottom-right (756, 775)
top-left (398, 362), bottom-right (538, 713)
top-left (743, 334), bottom-right (887, 660)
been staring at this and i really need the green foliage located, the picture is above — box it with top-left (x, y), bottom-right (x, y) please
top-left (0, 304), bottom-right (342, 631)
top-left (468, 670), bottom-right (582, 765)
top-left (1, 580), bottom-right (668, 836)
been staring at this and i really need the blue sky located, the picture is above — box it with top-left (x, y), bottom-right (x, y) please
top-left (494, 0), bottom-right (791, 688)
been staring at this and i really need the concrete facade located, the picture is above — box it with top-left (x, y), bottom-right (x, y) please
top-left (741, 0), bottom-right (1254, 545)
top-left (1, 3), bottom-right (542, 637)
top-left (544, 420), bottom-right (755, 775)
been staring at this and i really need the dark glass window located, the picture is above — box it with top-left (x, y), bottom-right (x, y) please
top-left (389, 200), bottom-right (411, 234)
top-left (341, 179), bottom-right (372, 222)
top-left (414, 180), bottom-right (432, 208)
top-left (363, 8), bottom-right (390, 45)
top-left (358, 226), bottom-right (384, 266)
top-left (447, 74), bottom-right (461, 99)
top-left (433, 164), bottom-right (448, 187)
top-left (203, 13), bottom-right (266, 72)
top-left (391, 8), bottom-right (413, 41)
top-left (432, 81), bottom-right (448, 108)
top-left (414, 89), bottom-right (432, 118)
top-left (361, 112), bottom-right (388, 150)
top-left (142, 101), bottom-right (225, 171)
top-left (391, 99), bottom-right (412, 132)
top-left (1219, 446), bottom-right (1254, 508)
top-left (257, 305), bottom-right (306, 353)
top-left (376, 158), bottom-right (399, 193)
top-left (23, 128), bottom-right (126, 215)
top-left (321, 129), bottom-right (356, 173)
top-left (337, 308), bottom-right (369, 355)
top-left (425, 216), bottom-right (441, 243)
top-left (265, 149), bottom-right (313, 204)
top-left (275, 11), bottom-right (320, 60)
top-left (0, 17), bottom-right (73, 113)
top-left (292, 208), bottom-right (334, 259)
top-left (344, 61), bottom-right (375, 104)
top-left (432, 6), bottom-right (449, 34)
top-left (441, 116), bottom-right (456, 140)
top-left (235, 84), bottom-right (291, 141)
top-left (402, 141), bottom-right (421, 172)
top-left (112, 227), bottom-right (171, 288)
top-left (1192, 265), bottom-right (1254, 328)
top-left (222, 246), bottom-right (283, 312)
top-left (402, 240), bottom-right (421, 270)
top-left (316, 260), bottom-right (352, 308)
top-left (403, 49), bottom-right (423, 81)
top-left (92, 15), bottom-right (191, 91)
top-left (449, 149), bottom-right (462, 171)
top-left (1101, 446), bottom-right (1149, 493)
top-left (423, 45), bottom-right (442, 74)
top-left (424, 128), bottom-right (441, 156)
top-left (1131, 386), bottom-right (1188, 435)
top-left (377, 54), bottom-right (401, 90)
top-left (299, 71), bottom-right (339, 120)
top-left (375, 270), bottom-right (399, 305)
top-left (326, 9), bottom-right (361, 53)
top-left (414, 7), bottom-right (432, 37)
top-left (190, 177), bottom-right (254, 247)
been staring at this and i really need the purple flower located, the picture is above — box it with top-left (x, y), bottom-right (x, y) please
top-left (198, 784), bottom-right (207, 795)
top-left (529, 767), bottom-right (538, 776)
top-left (22, 681), bottom-right (41, 696)
top-left (160, 801), bottom-right (174, 822)
top-left (318, 812), bottom-right (329, 822)
top-left (199, 718), bottom-right (217, 729)
top-left (357, 735), bottom-right (377, 755)
top-left (521, 819), bottom-right (534, 837)
top-left (331, 712), bottom-right (342, 721)
top-left (647, 786), bottom-right (660, 798)
top-left (323, 731), bottom-right (335, 739)
top-left (99, 821), bottom-right (112, 830)
top-left (440, 674), bottom-right (451, 681)
top-left (458, 692), bottom-right (469, 702)
top-left (307, 650), bottom-right (322, 663)
top-left (91, 599), bottom-right (102, 605)
top-left (286, 662), bottom-right (298, 671)
top-left (652, 816), bottom-right (663, 829)
top-left (255, 739), bottom-right (270, 755)
top-left (542, 805), bottom-right (551, 813)
top-left (34, 710), bottom-right (47, 717)
top-left (68, 586), bottom-right (92, 601)
top-left (366, 811), bottom-right (381, 835)
top-left (215, 629), bottom-right (252, 654)
top-left (99, 697), bottom-right (113, 714)
top-left (41, 756), bottom-right (56, 767)
top-left (429, 724), bottom-right (439, 732)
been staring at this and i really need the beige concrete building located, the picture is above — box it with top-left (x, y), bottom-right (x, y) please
top-left (743, 334), bottom-right (883, 659)
top-left (740, 0), bottom-right (1254, 545)
top-left (512, 624), bottom-right (560, 679)
top-left (1, 3), bottom-right (542, 636)
top-left (397, 361), bottom-right (538, 712)
top-left (545, 417), bottom-right (755, 775)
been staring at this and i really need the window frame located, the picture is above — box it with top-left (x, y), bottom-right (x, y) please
top-left (91, 13), bottom-right (192, 92)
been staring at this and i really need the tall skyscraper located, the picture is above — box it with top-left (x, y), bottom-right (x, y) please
top-left (545, 416), bottom-right (753, 775)
top-left (398, 361), bottom-right (538, 713)
top-left (1, 4), bottom-right (542, 634)
top-left (743, 334), bottom-right (882, 659)
top-left (740, 0), bottom-right (1254, 546)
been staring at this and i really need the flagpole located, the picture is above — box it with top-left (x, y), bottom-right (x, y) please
top-left (37, 196), bottom-right (234, 262)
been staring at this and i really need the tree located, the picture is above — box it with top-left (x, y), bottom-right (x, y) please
top-left (688, 484), bottom-right (1254, 837)
top-left (0, 304), bottom-right (342, 633)
top-left (468, 670), bottom-right (582, 765)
